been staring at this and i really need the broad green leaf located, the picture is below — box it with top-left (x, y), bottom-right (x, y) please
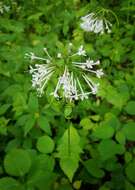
top-left (12, 92), bottom-right (27, 116)
top-left (27, 170), bottom-right (55, 190)
top-left (38, 116), bottom-right (51, 135)
top-left (115, 131), bottom-right (126, 144)
top-left (0, 177), bottom-right (22, 190)
top-left (37, 154), bottom-right (55, 171)
top-left (126, 160), bottom-right (135, 183)
top-left (122, 122), bottom-right (135, 141)
top-left (36, 135), bottom-right (54, 153)
top-left (60, 158), bottom-right (78, 181)
top-left (124, 152), bottom-right (132, 163)
top-left (4, 149), bottom-right (31, 176)
top-left (98, 139), bottom-right (125, 160)
top-left (125, 101), bottom-right (135, 115)
top-left (92, 125), bottom-right (114, 139)
top-left (5, 139), bottom-right (21, 152)
top-left (80, 118), bottom-right (94, 130)
top-left (0, 104), bottom-right (10, 115)
top-left (57, 126), bottom-right (82, 182)
top-left (84, 159), bottom-right (104, 178)
top-left (24, 115), bottom-right (35, 136)
top-left (28, 93), bottom-right (39, 113)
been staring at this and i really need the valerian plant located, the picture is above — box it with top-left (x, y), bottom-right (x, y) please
top-left (25, 9), bottom-right (116, 181)
top-left (0, 1), bottom-right (135, 190)
top-left (26, 42), bottom-right (104, 181)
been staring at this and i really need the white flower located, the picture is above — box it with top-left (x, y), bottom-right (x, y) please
top-left (96, 69), bottom-right (104, 78)
top-left (80, 12), bottom-right (112, 34)
top-left (26, 44), bottom-right (104, 101)
top-left (57, 53), bottom-right (62, 58)
top-left (0, 2), bottom-right (10, 14)
top-left (77, 45), bottom-right (86, 56)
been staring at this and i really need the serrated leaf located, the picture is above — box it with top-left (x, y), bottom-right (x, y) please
top-left (57, 126), bottom-right (82, 182)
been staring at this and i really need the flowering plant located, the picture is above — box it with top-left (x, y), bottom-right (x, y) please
top-left (26, 44), bottom-right (104, 102)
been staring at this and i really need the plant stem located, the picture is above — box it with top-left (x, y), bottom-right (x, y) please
top-left (68, 125), bottom-right (71, 156)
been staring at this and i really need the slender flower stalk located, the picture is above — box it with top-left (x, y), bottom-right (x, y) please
top-left (26, 44), bottom-right (104, 101)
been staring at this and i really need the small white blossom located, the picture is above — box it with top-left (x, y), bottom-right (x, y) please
top-left (96, 69), bottom-right (104, 78)
top-left (0, 2), bottom-right (10, 14)
top-left (57, 53), bottom-right (62, 58)
top-left (80, 12), bottom-right (112, 34)
top-left (77, 45), bottom-right (86, 56)
top-left (26, 44), bottom-right (104, 101)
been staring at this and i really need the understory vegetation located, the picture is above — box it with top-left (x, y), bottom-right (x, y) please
top-left (0, 0), bottom-right (135, 190)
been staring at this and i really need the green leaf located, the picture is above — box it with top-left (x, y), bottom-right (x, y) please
top-left (0, 177), bottom-right (22, 190)
top-left (27, 170), bottom-right (55, 190)
top-left (64, 104), bottom-right (73, 118)
top-left (125, 180), bottom-right (135, 190)
top-left (28, 93), bottom-right (39, 113)
top-left (60, 157), bottom-right (78, 181)
top-left (37, 154), bottom-right (55, 172)
top-left (38, 116), bottom-right (51, 135)
top-left (4, 149), bottom-right (31, 176)
top-left (84, 159), bottom-right (104, 178)
top-left (124, 152), bottom-right (132, 163)
top-left (24, 115), bottom-right (35, 136)
top-left (36, 135), bottom-right (54, 153)
top-left (115, 131), bottom-right (126, 144)
top-left (92, 125), bottom-right (114, 139)
top-left (0, 117), bottom-right (8, 135)
top-left (126, 160), bottom-right (135, 183)
top-left (125, 101), bottom-right (135, 115)
top-left (0, 104), bottom-right (10, 116)
top-left (80, 118), bottom-right (94, 130)
top-left (57, 126), bottom-right (82, 182)
top-left (98, 139), bottom-right (125, 161)
top-left (122, 122), bottom-right (135, 141)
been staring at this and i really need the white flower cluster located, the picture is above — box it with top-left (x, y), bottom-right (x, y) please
top-left (26, 45), bottom-right (104, 101)
top-left (0, 2), bottom-right (10, 14)
top-left (80, 13), bottom-right (112, 34)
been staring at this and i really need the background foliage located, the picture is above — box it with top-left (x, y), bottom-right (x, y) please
top-left (0, 0), bottom-right (135, 189)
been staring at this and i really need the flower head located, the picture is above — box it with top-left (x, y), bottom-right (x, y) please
top-left (26, 44), bottom-right (104, 101)
top-left (80, 12), bottom-right (112, 34)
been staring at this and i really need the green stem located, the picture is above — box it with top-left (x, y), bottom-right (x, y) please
top-left (107, 9), bottom-right (119, 27)
top-left (68, 125), bottom-right (71, 156)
